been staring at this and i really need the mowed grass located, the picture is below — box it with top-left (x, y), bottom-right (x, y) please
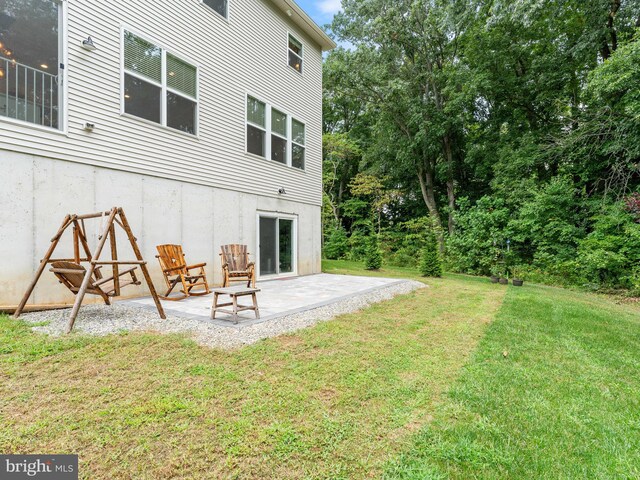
top-left (0, 263), bottom-right (504, 479)
top-left (385, 281), bottom-right (640, 479)
top-left (2, 261), bottom-right (639, 479)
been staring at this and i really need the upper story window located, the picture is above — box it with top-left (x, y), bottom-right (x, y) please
top-left (288, 35), bottom-right (303, 74)
top-left (123, 31), bottom-right (198, 135)
top-left (203, 0), bottom-right (228, 19)
top-left (246, 95), bottom-right (305, 170)
top-left (0, 0), bottom-right (62, 129)
top-left (291, 119), bottom-right (305, 169)
top-left (246, 96), bottom-right (266, 157)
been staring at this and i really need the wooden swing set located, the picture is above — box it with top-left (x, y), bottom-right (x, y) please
top-left (13, 207), bottom-right (166, 333)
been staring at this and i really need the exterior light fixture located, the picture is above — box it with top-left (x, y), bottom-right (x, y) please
top-left (286, 9), bottom-right (292, 16)
top-left (278, 187), bottom-right (287, 195)
top-left (0, 69), bottom-right (4, 78)
top-left (40, 64), bottom-right (48, 69)
top-left (81, 36), bottom-right (97, 51)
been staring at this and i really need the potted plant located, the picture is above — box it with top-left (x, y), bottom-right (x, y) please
top-left (490, 266), bottom-right (500, 283)
top-left (512, 266), bottom-right (525, 287)
top-left (495, 261), bottom-right (508, 285)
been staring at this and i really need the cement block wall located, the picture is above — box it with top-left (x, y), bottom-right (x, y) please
top-left (0, 151), bottom-right (322, 306)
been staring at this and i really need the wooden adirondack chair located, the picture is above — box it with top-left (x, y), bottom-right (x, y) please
top-left (220, 244), bottom-right (255, 288)
top-left (156, 244), bottom-right (210, 300)
top-left (50, 261), bottom-right (141, 305)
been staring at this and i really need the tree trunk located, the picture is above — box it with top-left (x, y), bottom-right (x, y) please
top-left (417, 162), bottom-right (445, 252)
top-left (443, 134), bottom-right (456, 235)
top-left (330, 198), bottom-right (340, 226)
top-left (609, 0), bottom-right (621, 52)
top-left (602, 0), bottom-right (621, 59)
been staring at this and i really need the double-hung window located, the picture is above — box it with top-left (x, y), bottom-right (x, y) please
top-left (246, 95), bottom-right (305, 170)
top-left (271, 109), bottom-right (287, 164)
top-left (288, 35), bottom-right (303, 73)
top-left (123, 31), bottom-right (197, 134)
top-left (291, 119), bottom-right (305, 169)
top-left (246, 96), bottom-right (266, 157)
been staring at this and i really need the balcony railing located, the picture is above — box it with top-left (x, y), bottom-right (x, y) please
top-left (0, 56), bottom-right (59, 129)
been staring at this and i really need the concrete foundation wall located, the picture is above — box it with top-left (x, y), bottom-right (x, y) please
top-left (0, 151), bottom-right (321, 306)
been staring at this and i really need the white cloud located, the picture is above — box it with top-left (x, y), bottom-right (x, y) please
top-left (317, 0), bottom-right (342, 15)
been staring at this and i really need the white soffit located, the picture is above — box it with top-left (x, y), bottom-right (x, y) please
top-left (270, 0), bottom-right (337, 51)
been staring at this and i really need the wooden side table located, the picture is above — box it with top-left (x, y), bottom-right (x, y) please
top-left (210, 285), bottom-right (260, 324)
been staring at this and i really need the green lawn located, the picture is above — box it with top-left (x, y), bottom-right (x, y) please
top-left (1, 261), bottom-right (639, 479)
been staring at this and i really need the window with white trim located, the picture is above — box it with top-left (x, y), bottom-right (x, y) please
top-left (203, 0), bottom-right (228, 19)
top-left (288, 34), bottom-right (303, 73)
top-left (246, 95), bottom-right (305, 170)
top-left (0, 0), bottom-right (63, 129)
top-left (123, 31), bottom-right (197, 134)
top-left (291, 118), bottom-right (305, 169)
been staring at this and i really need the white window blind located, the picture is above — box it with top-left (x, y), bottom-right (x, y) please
top-left (123, 31), bottom-right (197, 135)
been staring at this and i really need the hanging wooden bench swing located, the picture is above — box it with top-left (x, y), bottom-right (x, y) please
top-left (13, 207), bottom-right (165, 333)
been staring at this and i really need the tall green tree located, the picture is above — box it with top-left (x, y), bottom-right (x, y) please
top-left (330, 0), bottom-right (471, 243)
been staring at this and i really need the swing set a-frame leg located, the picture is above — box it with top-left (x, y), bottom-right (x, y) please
top-left (13, 215), bottom-right (73, 319)
top-left (66, 208), bottom-right (118, 334)
top-left (118, 208), bottom-right (166, 320)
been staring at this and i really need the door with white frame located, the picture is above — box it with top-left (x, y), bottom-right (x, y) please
top-left (257, 214), bottom-right (297, 278)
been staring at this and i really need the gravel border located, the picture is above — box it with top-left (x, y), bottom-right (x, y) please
top-left (19, 280), bottom-right (426, 349)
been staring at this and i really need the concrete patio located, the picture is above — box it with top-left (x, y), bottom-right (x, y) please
top-left (122, 273), bottom-right (416, 328)
top-left (22, 273), bottom-right (425, 348)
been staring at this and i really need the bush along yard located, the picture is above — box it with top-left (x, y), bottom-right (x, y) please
top-left (1, 261), bottom-right (639, 478)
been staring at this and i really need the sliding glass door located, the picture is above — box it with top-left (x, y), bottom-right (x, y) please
top-left (258, 215), bottom-right (295, 277)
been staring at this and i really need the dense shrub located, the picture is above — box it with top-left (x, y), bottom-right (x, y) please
top-left (387, 249), bottom-right (419, 268)
top-left (379, 217), bottom-right (438, 268)
top-left (576, 203), bottom-right (640, 290)
top-left (446, 191), bottom-right (640, 292)
top-left (446, 196), bottom-right (511, 275)
top-left (347, 230), bottom-right (370, 261)
top-left (364, 236), bottom-right (383, 270)
top-left (511, 177), bottom-right (586, 264)
top-left (323, 227), bottom-right (349, 259)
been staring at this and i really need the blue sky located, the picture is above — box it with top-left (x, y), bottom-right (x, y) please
top-left (294, 0), bottom-right (342, 27)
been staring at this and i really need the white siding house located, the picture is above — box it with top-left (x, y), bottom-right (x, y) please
top-left (0, 0), bottom-right (335, 306)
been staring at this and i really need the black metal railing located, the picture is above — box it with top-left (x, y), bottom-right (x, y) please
top-left (0, 56), bottom-right (59, 129)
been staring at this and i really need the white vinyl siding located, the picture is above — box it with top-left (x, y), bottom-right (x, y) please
top-left (0, 0), bottom-right (323, 206)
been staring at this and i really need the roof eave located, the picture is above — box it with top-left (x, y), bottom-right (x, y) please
top-left (270, 0), bottom-right (338, 51)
